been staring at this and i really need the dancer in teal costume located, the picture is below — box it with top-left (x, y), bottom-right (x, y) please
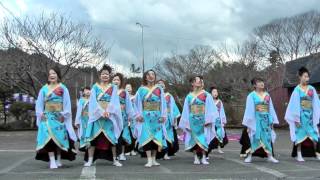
top-left (35, 66), bottom-right (77, 169)
top-left (285, 67), bottom-right (320, 162)
top-left (75, 86), bottom-right (91, 151)
top-left (112, 73), bottom-right (136, 161)
top-left (84, 64), bottom-right (123, 167)
top-left (134, 69), bottom-right (167, 168)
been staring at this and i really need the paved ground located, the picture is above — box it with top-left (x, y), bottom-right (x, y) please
top-left (1, 129), bottom-right (320, 180)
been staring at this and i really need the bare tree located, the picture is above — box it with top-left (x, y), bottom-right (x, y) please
top-left (252, 10), bottom-right (320, 62)
top-left (155, 45), bottom-right (221, 84)
top-left (0, 13), bottom-right (109, 97)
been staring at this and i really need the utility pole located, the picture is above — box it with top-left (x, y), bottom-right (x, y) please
top-left (136, 22), bottom-right (148, 73)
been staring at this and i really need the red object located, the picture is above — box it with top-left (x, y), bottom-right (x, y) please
top-left (119, 91), bottom-right (126, 98)
top-left (96, 135), bottom-right (110, 150)
top-left (153, 88), bottom-right (161, 97)
top-left (53, 87), bottom-right (64, 97)
top-left (264, 95), bottom-right (270, 103)
top-left (216, 101), bottom-right (221, 110)
top-left (165, 95), bottom-right (171, 103)
top-left (198, 93), bottom-right (206, 102)
top-left (106, 87), bottom-right (113, 95)
top-left (307, 89), bottom-right (314, 97)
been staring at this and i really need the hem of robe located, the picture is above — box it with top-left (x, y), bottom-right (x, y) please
top-left (118, 130), bottom-right (135, 153)
top-left (35, 139), bottom-right (76, 162)
top-left (87, 129), bottom-right (117, 145)
top-left (84, 134), bottom-right (121, 162)
top-left (185, 141), bottom-right (208, 152)
top-left (208, 134), bottom-right (228, 153)
top-left (291, 137), bottom-right (320, 157)
top-left (37, 120), bottom-right (70, 152)
top-left (157, 129), bottom-right (179, 159)
top-left (295, 136), bottom-right (318, 145)
top-left (36, 136), bottom-right (68, 153)
top-left (139, 138), bottom-right (163, 151)
top-left (239, 128), bottom-right (273, 158)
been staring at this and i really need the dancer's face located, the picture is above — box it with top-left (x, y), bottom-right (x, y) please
top-left (211, 89), bottom-right (219, 99)
top-left (125, 84), bottom-right (132, 94)
top-left (158, 81), bottom-right (166, 90)
top-left (255, 81), bottom-right (265, 90)
top-left (112, 76), bottom-right (121, 87)
top-left (48, 69), bottom-right (58, 84)
top-left (83, 89), bottom-right (91, 97)
top-left (146, 71), bottom-right (156, 83)
top-left (299, 72), bottom-right (309, 85)
top-left (100, 70), bottom-right (110, 83)
top-left (192, 77), bottom-right (202, 88)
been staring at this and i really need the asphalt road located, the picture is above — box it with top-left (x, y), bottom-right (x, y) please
top-left (0, 129), bottom-right (320, 180)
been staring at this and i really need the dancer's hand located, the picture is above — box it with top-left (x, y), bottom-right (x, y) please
top-left (103, 112), bottom-right (110, 118)
top-left (40, 113), bottom-right (46, 121)
top-left (59, 116), bottom-right (64, 123)
top-left (137, 116), bottom-right (144, 122)
top-left (159, 117), bottom-right (166, 123)
top-left (204, 123), bottom-right (212, 127)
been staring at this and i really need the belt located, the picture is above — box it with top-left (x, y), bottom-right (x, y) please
top-left (143, 102), bottom-right (160, 111)
top-left (301, 100), bottom-right (312, 109)
top-left (45, 102), bottom-right (63, 112)
top-left (98, 101), bottom-right (109, 109)
top-left (255, 104), bottom-right (269, 112)
top-left (190, 105), bottom-right (205, 115)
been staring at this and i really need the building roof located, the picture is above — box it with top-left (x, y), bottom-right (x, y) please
top-left (283, 53), bottom-right (320, 88)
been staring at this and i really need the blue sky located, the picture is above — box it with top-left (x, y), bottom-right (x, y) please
top-left (1, 0), bottom-right (320, 74)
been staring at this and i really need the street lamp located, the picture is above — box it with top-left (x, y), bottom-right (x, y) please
top-left (136, 22), bottom-right (148, 73)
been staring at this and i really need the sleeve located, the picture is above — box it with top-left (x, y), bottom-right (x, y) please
top-left (88, 87), bottom-right (104, 123)
top-left (269, 97), bottom-right (279, 125)
top-left (134, 88), bottom-right (143, 118)
top-left (74, 99), bottom-right (82, 138)
top-left (35, 88), bottom-right (44, 127)
top-left (178, 97), bottom-right (190, 131)
top-left (242, 93), bottom-right (256, 132)
top-left (172, 96), bottom-right (181, 119)
top-left (284, 88), bottom-right (301, 142)
top-left (312, 87), bottom-right (320, 133)
top-left (107, 85), bottom-right (123, 139)
top-left (285, 88), bottom-right (301, 123)
top-left (204, 93), bottom-right (219, 144)
top-left (74, 99), bottom-right (82, 126)
top-left (220, 101), bottom-right (227, 125)
top-left (61, 87), bottom-right (77, 141)
top-left (160, 87), bottom-right (167, 118)
top-left (125, 91), bottom-right (136, 120)
top-left (205, 94), bottom-right (219, 125)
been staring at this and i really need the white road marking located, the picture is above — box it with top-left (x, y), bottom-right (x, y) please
top-left (219, 156), bottom-right (287, 179)
top-left (0, 149), bottom-right (34, 152)
top-left (79, 166), bottom-right (96, 180)
top-left (0, 156), bottom-right (32, 174)
top-left (158, 165), bottom-right (173, 173)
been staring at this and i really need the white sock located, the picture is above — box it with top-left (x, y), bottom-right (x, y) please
top-left (56, 154), bottom-right (62, 166)
top-left (49, 155), bottom-right (57, 169)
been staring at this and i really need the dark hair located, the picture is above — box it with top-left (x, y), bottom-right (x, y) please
top-left (82, 86), bottom-right (91, 91)
top-left (142, 69), bottom-right (157, 85)
top-left (209, 86), bottom-right (218, 93)
top-left (112, 73), bottom-right (125, 88)
top-left (81, 86), bottom-right (91, 97)
top-left (189, 75), bottom-right (203, 84)
top-left (99, 64), bottom-right (112, 75)
top-left (48, 65), bottom-right (62, 83)
top-left (298, 67), bottom-right (310, 77)
top-left (251, 77), bottom-right (264, 86)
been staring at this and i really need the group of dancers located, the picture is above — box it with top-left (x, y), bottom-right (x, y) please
top-left (35, 64), bottom-right (320, 169)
